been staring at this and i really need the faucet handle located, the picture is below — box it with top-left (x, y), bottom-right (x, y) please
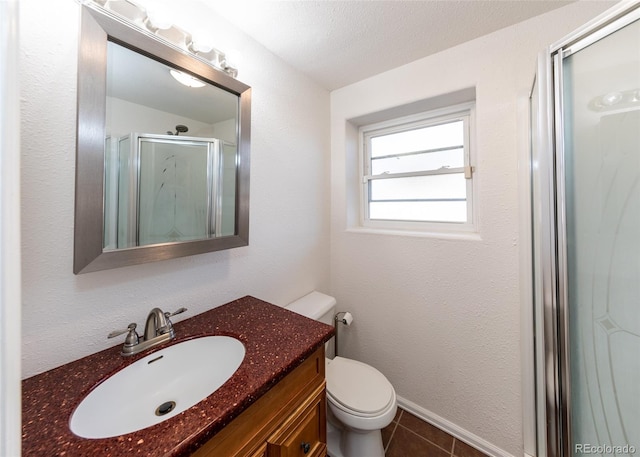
top-left (108, 323), bottom-right (134, 338)
top-left (164, 307), bottom-right (187, 318)
top-left (108, 323), bottom-right (140, 347)
top-left (160, 308), bottom-right (187, 339)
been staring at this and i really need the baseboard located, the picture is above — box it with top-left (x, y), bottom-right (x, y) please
top-left (396, 396), bottom-right (518, 457)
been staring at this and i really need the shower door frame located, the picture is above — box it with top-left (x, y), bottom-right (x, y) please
top-left (532, 3), bottom-right (640, 457)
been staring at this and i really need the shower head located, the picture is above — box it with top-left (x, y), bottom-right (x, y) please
top-left (174, 125), bottom-right (189, 135)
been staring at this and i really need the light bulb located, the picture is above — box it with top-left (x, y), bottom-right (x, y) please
top-left (224, 49), bottom-right (242, 69)
top-left (145, 8), bottom-right (172, 30)
top-left (189, 32), bottom-right (214, 53)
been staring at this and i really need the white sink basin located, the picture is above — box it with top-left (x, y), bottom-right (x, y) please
top-left (70, 335), bottom-right (245, 439)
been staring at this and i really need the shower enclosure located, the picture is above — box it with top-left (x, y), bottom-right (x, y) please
top-left (530, 3), bottom-right (639, 457)
top-left (103, 133), bottom-right (237, 250)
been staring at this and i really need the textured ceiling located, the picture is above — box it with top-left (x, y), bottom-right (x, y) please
top-left (196, 0), bottom-right (582, 90)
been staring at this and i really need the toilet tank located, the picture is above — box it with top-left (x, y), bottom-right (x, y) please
top-left (286, 291), bottom-right (336, 326)
top-left (286, 291), bottom-right (337, 358)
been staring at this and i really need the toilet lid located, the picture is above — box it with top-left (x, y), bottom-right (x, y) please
top-left (326, 357), bottom-right (394, 416)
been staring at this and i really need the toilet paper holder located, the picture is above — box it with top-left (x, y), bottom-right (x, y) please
top-left (333, 311), bottom-right (353, 357)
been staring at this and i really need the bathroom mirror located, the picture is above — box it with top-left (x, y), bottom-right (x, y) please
top-left (74, 5), bottom-right (251, 274)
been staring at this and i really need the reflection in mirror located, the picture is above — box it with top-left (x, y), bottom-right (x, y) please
top-left (103, 42), bottom-right (239, 250)
top-left (74, 4), bottom-right (251, 274)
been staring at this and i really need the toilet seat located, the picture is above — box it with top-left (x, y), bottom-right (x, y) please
top-left (326, 357), bottom-right (394, 417)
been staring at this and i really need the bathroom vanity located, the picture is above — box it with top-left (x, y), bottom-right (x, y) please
top-left (22, 297), bottom-right (334, 456)
top-left (193, 347), bottom-right (327, 457)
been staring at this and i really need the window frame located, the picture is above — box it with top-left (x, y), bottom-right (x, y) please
top-left (359, 103), bottom-right (475, 233)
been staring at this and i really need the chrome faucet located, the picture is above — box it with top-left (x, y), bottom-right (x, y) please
top-left (109, 307), bottom-right (187, 356)
top-left (144, 307), bottom-right (175, 341)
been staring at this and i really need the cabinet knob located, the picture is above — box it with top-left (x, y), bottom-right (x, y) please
top-left (300, 441), bottom-right (311, 454)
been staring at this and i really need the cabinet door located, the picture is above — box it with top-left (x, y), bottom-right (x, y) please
top-left (267, 385), bottom-right (326, 457)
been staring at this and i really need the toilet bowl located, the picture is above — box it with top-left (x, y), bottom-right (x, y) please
top-left (286, 291), bottom-right (397, 457)
top-left (325, 356), bottom-right (397, 457)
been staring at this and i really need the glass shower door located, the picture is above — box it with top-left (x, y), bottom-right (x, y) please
top-left (559, 13), bottom-right (640, 456)
top-left (138, 137), bottom-right (212, 246)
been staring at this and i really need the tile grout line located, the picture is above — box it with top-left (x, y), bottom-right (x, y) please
top-left (384, 406), bottom-right (489, 457)
top-left (397, 407), bottom-right (457, 455)
top-left (384, 409), bottom-right (403, 453)
top-left (394, 422), bottom-right (457, 455)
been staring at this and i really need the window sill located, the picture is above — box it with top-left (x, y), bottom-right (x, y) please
top-left (345, 226), bottom-right (482, 241)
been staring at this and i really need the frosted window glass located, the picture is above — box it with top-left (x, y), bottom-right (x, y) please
top-left (371, 147), bottom-right (464, 175)
top-left (371, 120), bottom-right (463, 158)
top-left (370, 174), bottom-right (466, 202)
top-left (370, 201), bottom-right (467, 223)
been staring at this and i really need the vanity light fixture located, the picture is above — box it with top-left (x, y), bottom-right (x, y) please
top-left (169, 69), bottom-right (206, 88)
top-left (188, 31), bottom-right (215, 54)
top-left (87, 0), bottom-right (239, 78)
top-left (143, 8), bottom-right (173, 31)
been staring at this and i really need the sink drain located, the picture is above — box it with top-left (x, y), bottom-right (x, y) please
top-left (155, 401), bottom-right (176, 416)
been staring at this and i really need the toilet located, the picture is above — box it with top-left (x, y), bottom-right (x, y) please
top-left (286, 291), bottom-right (397, 457)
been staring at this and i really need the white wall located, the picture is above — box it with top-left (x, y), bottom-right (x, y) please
top-left (20, 0), bottom-right (330, 378)
top-left (329, 2), bottom-right (613, 456)
top-left (106, 97), bottom-right (216, 139)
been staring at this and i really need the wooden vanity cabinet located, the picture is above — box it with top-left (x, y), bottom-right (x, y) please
top-left (266, 383), bottom-right (325, 457)
top-left (193, 346), bottom-right (327, 457)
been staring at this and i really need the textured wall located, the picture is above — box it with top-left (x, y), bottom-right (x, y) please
top-left (329, 3), bottom-right (613, 456)
top-left (20, 0), bottom-right (330, 378)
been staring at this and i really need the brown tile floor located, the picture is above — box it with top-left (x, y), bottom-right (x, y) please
top-left (382, 408), bottom-right (490, 457)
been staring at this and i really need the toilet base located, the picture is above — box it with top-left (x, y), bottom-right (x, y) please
top-left (327, 421), bottom-right (343, 457)
top-left (326, 418), bottom-right (385, 457)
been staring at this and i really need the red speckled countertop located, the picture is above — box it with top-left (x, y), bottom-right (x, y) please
top-left (22, 296), bottom-right (334, 456)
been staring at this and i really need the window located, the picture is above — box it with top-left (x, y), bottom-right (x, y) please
top-left (360, 105), bottom-right (474, 230)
